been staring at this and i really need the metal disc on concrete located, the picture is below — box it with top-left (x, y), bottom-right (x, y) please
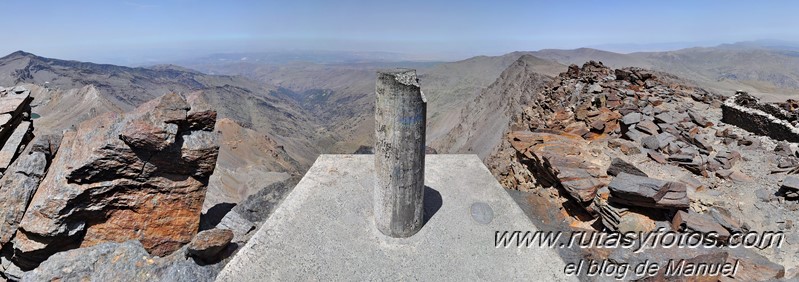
top-left (470, 202), bottom-right (494, 224)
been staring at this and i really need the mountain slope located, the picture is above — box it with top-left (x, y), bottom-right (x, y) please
top-left (431, 55), bottom-right (552, 159)
top-left (420, 52), bottom-right (564, 144)
top-left (530, 44), bottom-right (799, 101)
top-left (172, 52), bottom-right (565, 153)
top-left (0, 51), bottom-right (331, 166)
top-left (204, 118), bottom-right (305, 210)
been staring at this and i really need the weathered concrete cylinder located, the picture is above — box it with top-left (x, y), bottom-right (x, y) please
top-left (374, 69), bottom-right (427, 238)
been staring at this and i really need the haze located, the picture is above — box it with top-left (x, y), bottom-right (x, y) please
top-left (4, 0), bottom-right (799, 64)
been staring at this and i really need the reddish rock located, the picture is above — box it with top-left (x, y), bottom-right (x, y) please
top-left (187, 229), bottom-right (234, 262)
top-left (608, 138), bottom-right (641, 155)
top-left (509, 131), bottom-right (609, 203)
top-left (648, 150), bottom-right (668, 164)
top-left (13, 93), bottom-right (219, 268)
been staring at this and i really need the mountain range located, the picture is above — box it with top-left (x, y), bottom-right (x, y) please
top-left (2, 41), bottom-right (799, 211)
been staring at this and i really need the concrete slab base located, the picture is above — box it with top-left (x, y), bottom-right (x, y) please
top-left (216, 155), bottom-right (572, 281)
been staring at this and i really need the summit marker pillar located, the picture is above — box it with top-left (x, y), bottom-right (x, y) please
top-left (374, 69), bottom-right (427, 238)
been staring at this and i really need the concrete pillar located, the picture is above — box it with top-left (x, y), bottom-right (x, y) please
top-left (374, 69), bottom-right (427, 238)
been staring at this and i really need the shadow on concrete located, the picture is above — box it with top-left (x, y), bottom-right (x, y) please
top-left (423, 186), bottom-right (442, 223)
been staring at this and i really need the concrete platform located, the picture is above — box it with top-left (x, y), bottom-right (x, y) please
top-left (216, 155), bottom-right (572, 281)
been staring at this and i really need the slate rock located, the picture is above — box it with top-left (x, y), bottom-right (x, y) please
top-left (671, 210), bottom-right (731, 242)
top-left (607, 172), bottom-right (689, 209)
top-left (607, 158), bottom-right (647, 177)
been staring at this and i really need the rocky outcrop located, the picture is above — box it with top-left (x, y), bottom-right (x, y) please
top-left (498, 61), bottom-right (791, 277)
top-left (508, 131), bottom-right (610, 203)
top-left (721, 91), bottom-right (799, 142)
top-left (23, 240), bottom-right (229, 282)
top-left (0, 86), bottom-right (34, 175)
top-left (0, 135), bottom-right (61, 247)
top-left (13, 92), bottom-right (219, 268)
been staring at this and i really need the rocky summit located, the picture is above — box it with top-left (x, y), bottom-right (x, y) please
top-left (496, 61), bottom-right (795, 280)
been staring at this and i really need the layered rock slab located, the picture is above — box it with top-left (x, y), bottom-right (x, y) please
top-left (13, 93), bottom-right (219, 268)
top-left (509, 131), bottom-right (610, 203)
top-left (0, 135), bottom-right (61, 247)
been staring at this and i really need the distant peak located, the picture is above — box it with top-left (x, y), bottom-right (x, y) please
top-left (1, 50), bottom-right (38, 60)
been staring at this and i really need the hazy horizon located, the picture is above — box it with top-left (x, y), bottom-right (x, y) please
top-left (4, 0), bottom-right (799, 65)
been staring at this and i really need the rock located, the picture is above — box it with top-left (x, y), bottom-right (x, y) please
top-left (607, 172), bottom-right (689, 209)
top-left (0, 136), bottom-right (61, 248)
top-left (654, 112), bottom-right (679, 124)
top-left (1, 255), bottom-right (25, 281)
top-left (616, 212), bottom-right (656, 233)
top-left (621, 112), bottom-right (642, 125)
top-left (588, 83), bottom-right (603, 93)
top-left (23, 240), bottom-right (227, 282)
top-left (668, 154), bottom-right (695, 163)
top-left (672, 210), bottom-right (731, 242)
top-left (688, 110), bottom-right (713, 127)
top-left (783, 175), bottom-right (799, 191)
top-left (714, 150), bottom-right (741, 170)
top-left (624, 127), bottom-right (647, 143)
top-left (214, 211), bottom-right (256, 245)
top-left (709, 207), bottom-right (743, 234)
top-left (780, 175), bottom-right (799, 199)
top-left (647, 150), bottom-right (667, 164)
top-left (691, 134), bottom-right (714, 151)
top-left (636, 120), bottom-right (659, 135)
top-left (14, 93), bottom-right (219, 268)
top-left (720, 247), bottom-right (785, 281)
top-left (607, 138), bottom-right (641, 155)
top-left (509, 131), bottom-right (609, 204)
top-left (614, 69), bottom-right (632, 81)
top-left (641, 135), bottom-right (660, 150)
top-left (716, 169), bottom-right (753, 183)
top-left (0, 121), bottom-right (32, 172)
top-left (678, 175), bottom-right (703, 194)
top-left (643, 251), bottom-right (729, 281)
top-left (643, 133), bottom-right (676, 150)
top-left (606, 158), bottom-right (647, 177)
top-left (187, 229), bottom-right (234, 263)
top-left (774, 141), bottom-right (793, 156)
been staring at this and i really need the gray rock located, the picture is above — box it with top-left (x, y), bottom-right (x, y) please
top-left (24, 240), bottom-right (229, 282)
top-left (641, 135), bottom-right (660, 150)
top-left (607, 158), bottom-right (647, 177)
top-left (0, 135), bottom-right (61, 248)
top-left (635, 120), bottom-right (659, 135)
top-left (607, 172), bottom-right (689, 209)
top-left (215, 211), bottom-right (256, 244)
top-left (624, 127), bottom-right (647, 143)
top-left (672, 210), bottom-right (730, 241)
top-left (621, 112), bottom-right (642, 125)
top-left (709, 207), bottom-right (743, 234)
top-left (588, 83), bottom-right (603, 93)
top-left (775, 141), bottom-right (793, 156)
top-left (782, 175), bottom-right (799, 191)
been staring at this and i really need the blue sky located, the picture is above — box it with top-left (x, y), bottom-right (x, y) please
top-left (3, 0), bottom-right (798, 63)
